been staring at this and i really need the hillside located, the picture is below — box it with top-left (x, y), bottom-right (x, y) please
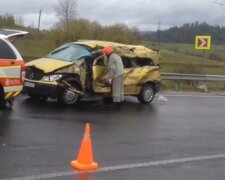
top-left (141, 22), bottom-right (225, 45)
top-left (144, 41), bottom-right (225, 75)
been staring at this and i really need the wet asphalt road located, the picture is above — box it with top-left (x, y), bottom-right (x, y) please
top-left (1, 93), bottom-right (225, 180)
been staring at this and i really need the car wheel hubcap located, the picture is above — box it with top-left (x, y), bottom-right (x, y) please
top-left (144, 88), bottom-right (153, 102)
top-left (63, 90), bottom-right (78, 104)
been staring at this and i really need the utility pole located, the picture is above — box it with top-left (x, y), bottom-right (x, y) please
top-left (37, 9), bottom-right (42, 33)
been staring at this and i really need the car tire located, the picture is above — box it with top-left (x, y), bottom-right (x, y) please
top-left (138, 83), bottom-right (155, 104)
top-left (0, 89), bottom-right (14, 110)
top-left (0, 88), bottom-right (6, 109)
top-left (5, 98), bottom-right (14, 109)
top-left (58, 80), bottom-right (81, 106)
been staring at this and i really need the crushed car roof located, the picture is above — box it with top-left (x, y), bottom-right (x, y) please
top-left (75, 40), bottom-right (150, 49)
top-left (75, 40), bottom-right (159, 59)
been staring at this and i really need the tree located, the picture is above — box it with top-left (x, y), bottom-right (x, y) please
top-left (54, 0), bottom-right (77, 28)
top-left (0, 14), bottom-right (16, 28)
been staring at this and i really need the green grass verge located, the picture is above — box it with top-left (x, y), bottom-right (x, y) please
top-left (145, 42), bottom-right (225, 91)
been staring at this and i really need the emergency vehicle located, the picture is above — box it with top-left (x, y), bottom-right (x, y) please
top-left (0, 29), bottom-right (28, 109)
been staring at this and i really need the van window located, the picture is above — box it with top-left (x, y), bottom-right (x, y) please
top-left (0, 39), bottom-right (17, 59)
top-left (122, 57), bottom-right (153, 68)
top-left (122, 57), bottom-right (137, 68)
top-left (136, 58), bottom-right (154, 66)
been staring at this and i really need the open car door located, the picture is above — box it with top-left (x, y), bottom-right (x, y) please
top-left (0, 29), bottom-right (28, 60)
top-left (92, 55), bottom-right (111, 93)
top-left (0, 29), bottom-right (29, 39)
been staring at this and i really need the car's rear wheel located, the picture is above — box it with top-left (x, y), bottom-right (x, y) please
top-left (138, 83), bottom-right (155, 104)
top-left (5, 98), bottom-right (14, 109)
top-left (0, 88), bottom-right (14, 109)
top-left (0, 87), bottom-right (6, 109)
top-left (58, 80), bottom-right (81, 106)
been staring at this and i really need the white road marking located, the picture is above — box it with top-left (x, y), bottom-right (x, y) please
top-left (160, 94), bottom-right (225, 98)
top-left (2, 154), bottom-right (225, 180)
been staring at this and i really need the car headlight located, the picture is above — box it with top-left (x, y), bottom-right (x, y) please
top-left (42, 74), bottom-right (63, 82)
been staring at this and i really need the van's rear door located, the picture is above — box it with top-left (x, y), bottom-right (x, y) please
top-left (0, 29), bottom-right (28, 39)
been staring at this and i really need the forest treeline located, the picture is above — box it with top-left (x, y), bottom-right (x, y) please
top-left (141, 22), bottom-right (225, 44)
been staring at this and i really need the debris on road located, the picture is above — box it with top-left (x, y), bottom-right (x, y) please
top-left (158, 95), bottom-right (168, 104)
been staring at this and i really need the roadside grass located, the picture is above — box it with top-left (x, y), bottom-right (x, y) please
top-left (148, 42), bottom-right (225, 62)
top-left (15, 37), bottom-right (57, 62)
top-left (145, 42), bottom-right (225, 91)
top-left (144, 41), bottom-right (225, 75)
top-left (161, 50), bottom-right (225, 75)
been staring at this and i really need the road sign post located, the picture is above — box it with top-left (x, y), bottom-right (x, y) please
top-left (195, 36), bottom-right (211, 73)
top-left (195, 36), bottom-right (211, 91)
top-left (195, 36), bottom-right (211, 50)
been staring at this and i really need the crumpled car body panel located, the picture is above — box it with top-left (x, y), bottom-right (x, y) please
top-left (124, 66), bottom-right (160, 94)
top-left (26, 58), bottom-right (73, 74)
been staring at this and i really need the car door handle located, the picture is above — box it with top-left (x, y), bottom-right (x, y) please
top-left (11, 61), bottom-right (15, 65)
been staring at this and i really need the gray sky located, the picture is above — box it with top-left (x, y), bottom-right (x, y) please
top-left (1, 0), bottom-right (225, 31)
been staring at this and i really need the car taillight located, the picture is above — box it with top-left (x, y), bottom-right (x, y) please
top-left (21, 64), bottom-right (26, 83)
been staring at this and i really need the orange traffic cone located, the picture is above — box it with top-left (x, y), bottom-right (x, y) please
top-left (71, 123), bottom-right (98, 170)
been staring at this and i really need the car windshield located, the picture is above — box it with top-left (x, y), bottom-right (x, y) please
top-left (47, 43), bottom-right (92, 62)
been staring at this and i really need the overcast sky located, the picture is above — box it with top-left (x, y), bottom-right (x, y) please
top-left (1, 0), bottom-right (225, 31)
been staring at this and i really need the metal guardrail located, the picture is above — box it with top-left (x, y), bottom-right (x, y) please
top-left (161, 73), bottom-right (225, 82)
top-left (161, 73), bottom-right (225, 92)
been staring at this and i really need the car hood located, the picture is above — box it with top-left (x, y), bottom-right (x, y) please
top-left (26, 58), bottom-right (73, 73)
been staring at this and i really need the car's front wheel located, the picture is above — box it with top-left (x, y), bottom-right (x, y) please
top-left (58, 81), bottom-right (81, 106)
top-left (138, 83), bottom-right (155, 104)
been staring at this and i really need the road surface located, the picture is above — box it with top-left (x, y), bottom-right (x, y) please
top-left (0, 93), bottom-right (225, 180)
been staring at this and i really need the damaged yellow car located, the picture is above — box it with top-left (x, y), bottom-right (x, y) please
top-left (23, 40), bottom-right (161, 105)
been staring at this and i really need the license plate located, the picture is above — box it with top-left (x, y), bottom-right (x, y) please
top-left (24, 82), bottom-right (35, 88)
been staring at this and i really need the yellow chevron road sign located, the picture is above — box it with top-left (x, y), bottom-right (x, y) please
top-left (195, 36), bottom-right (211, 50)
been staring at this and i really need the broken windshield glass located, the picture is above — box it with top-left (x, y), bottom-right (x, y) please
top-left (48, 44), bottom-right (92, 62)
